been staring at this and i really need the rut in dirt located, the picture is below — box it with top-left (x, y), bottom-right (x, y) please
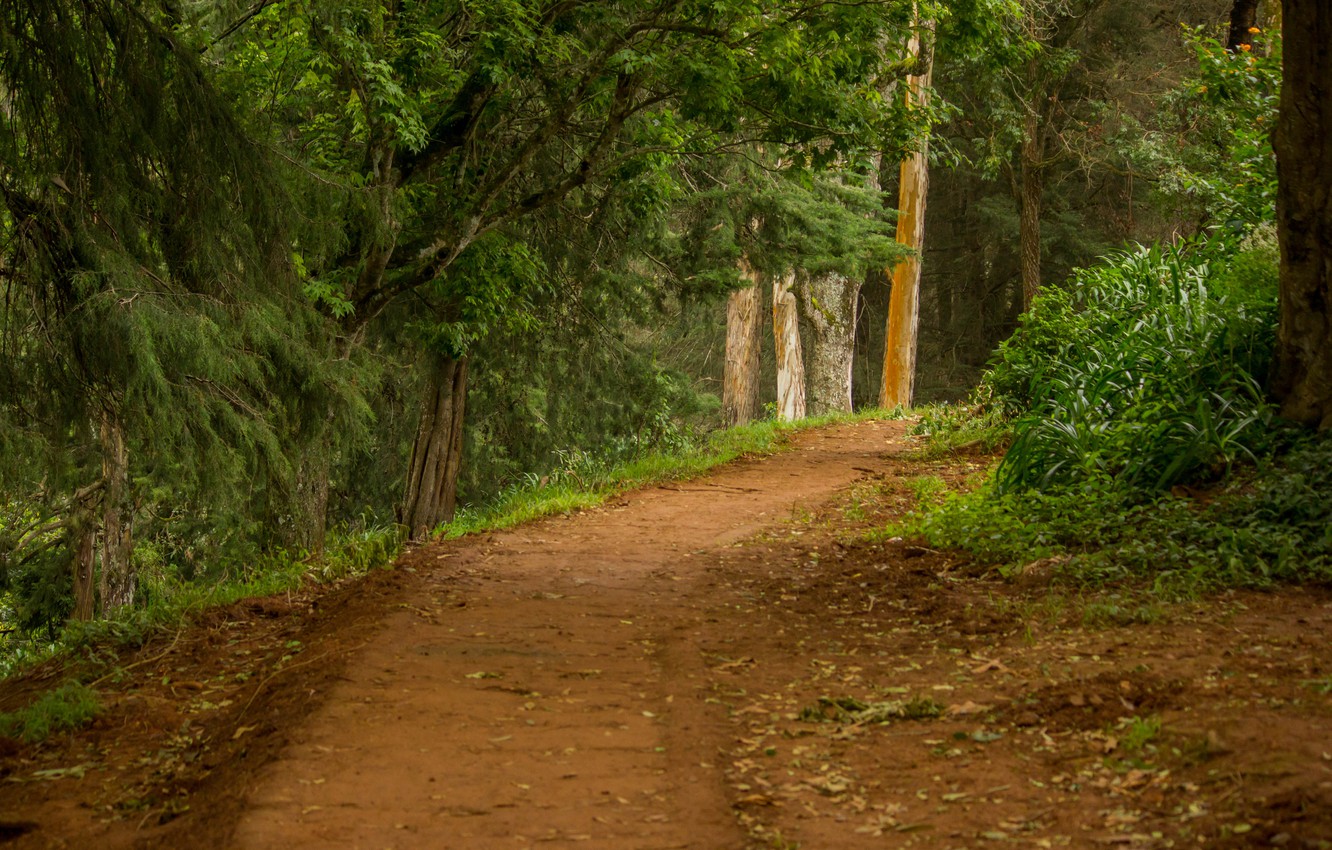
top-left (216, 419), bottom-right (911, 850)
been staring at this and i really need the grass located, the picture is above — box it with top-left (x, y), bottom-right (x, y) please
top-left (443, 408), bottom-right (898, 539)
top-left (0, 523), bottom-right (406, 681)
top-left (0, 682), bottom-right (100, 743)
top-left (910, 403), bottom-right (1011, 459)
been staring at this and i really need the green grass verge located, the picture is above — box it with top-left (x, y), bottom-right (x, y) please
top-left (0, 682), bottom-right (100, 743)
top-left (0, 524), bottom-right (405, 681)
top-left (444, 408), bottom-right (897, 539)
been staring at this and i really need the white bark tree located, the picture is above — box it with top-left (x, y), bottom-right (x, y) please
top-left (773, 270), bottom-right (807, 421)
top-left (722, 258), bottom-right (764, 426)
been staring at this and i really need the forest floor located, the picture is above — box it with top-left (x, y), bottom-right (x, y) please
top-left (1, 418), bottom-right (1331, 850)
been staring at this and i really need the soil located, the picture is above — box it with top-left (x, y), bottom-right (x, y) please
top-left (1, 418), bottom-right (1330, 850)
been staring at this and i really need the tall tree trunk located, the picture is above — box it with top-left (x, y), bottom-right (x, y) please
top-left (880, 21), bottom-right (933, 409)
top-left (1272, 0), bottom-right (1332, 428)
top-left (98, 408), bottom-right (134, 614)
top-left (799, 271), bottom-right (862, 415)
top-left (772, 271), bottom-right (806, 421)
top-left (70, 512), bottom-right (95, 622)
top-left (1227, 0), bottom-right (1261, 52)
top-left (401, 354), bottom-right (469, 539)
top-left (1018, 121), bottom-right (1045, 311)
top-left (722, 258), bottom-right (763, 426)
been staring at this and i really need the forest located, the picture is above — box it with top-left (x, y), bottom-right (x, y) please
top-left (2, 0), bottom-right (1332, 845)
top-left (0, 0), bottom-right (1329, 698)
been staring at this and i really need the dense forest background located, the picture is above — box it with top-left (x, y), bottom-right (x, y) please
top-left (1, 0), bottom-right (1325, 655)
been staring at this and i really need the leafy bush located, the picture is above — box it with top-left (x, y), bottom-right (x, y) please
top-left (898, 236), bottom-right (1332, 594)
top-left (910, 403), bottom-right (1011, 458)
top-left (984, 243), bottom-right (1279, 494)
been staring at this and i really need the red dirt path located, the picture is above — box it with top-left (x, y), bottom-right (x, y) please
top-left (2, 418), bottom-right (1331, 850)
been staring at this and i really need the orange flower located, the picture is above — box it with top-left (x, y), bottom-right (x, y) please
top-left (1248, 26), bottom-right (1261, 34)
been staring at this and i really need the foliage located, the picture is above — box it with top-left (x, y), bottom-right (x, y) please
top-left (4, 0), bottom-right (1006, 639)
top-left (910, 404), bottom-right (1012, 458)
top-left (896, 224), bottom-right (1332, 596)
top-left (0, 682), bottom-right (100, 744)
top-left (0, 522), bottom-right (402, 679)
top-left (980, 242), bottom-right (1278, 494)
top-left (903, 429), bottom-right (1332, 595)
top-left (1123, 27), bottom-right (1280, 239)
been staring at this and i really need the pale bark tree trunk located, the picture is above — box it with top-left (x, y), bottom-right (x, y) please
top-left (722, 258), bottom-right (763, 426)
top-left (799, 270), bottom-right (861, 415)
top-left (880, 22), bottom-right (933, 409)
top-left (1273, 0), bottom-right (1332, 428)
top-left (97, 409), bottom-right (134, 614)
top-left (773, 271), bottom-right (806, 421)
top-left (401, 354), bottom-right (469, 539)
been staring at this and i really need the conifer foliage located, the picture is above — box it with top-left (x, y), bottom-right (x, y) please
top-left (0, 0), bottom-right (334, 627)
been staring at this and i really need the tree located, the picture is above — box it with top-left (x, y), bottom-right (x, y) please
top-left (880, 20), bottom-right (935, 409)
top-left (772, 271), bottom-right (807, 421)
top-left (224, 0), bottom-right (929, 538)
top-left (722, 257), bottom-right (763, 426)
top-left (0, 0), bottom-right (328, 619)
top-left (1226, 0), bottom-right (1260, 52)
top-left (1273, 0), bottom-right (1332, 428)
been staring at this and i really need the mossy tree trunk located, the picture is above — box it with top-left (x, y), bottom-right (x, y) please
top-left (1018, 117), bottom-right (1045, 311)
top-left (70, 513), bottom-right (96, 622)
top-left (293, 443), bottom-right (332, 557)
top-left (98, 408), bottom-right (134, 615)
top-left (800, 271), bottom-right (861, 415)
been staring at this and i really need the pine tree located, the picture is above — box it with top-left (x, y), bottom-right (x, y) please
top-left (0, 0), bottom-right (338, 623)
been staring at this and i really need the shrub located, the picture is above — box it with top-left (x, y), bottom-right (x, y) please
top-left (986, 243), bottom-right (1279, 494)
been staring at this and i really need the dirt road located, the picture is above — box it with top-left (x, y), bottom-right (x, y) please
top-left (3, 418), bottom-right (1331, 850)
top-left (232, 420), bottom-right (910, 849)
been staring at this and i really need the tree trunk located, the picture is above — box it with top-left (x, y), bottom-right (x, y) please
top-left (98, 408), bottom-right (134, 615)
top-left (293, 439), bottom-right (331, 556)
top-left (880, 21), bottom-right (933, 409)
top-left (772, 271), bottom-right (806, 421)
top-left (1272, 0), bottom-right (1332, 428)
top-left (722, 259), bottom-right (763, 426)
top-left (401, 354), bottom-right (469, 539)
top-left (1227, 0), bottom-right (1261, 52)
top-left (1018, 121), bottom-right (1045, 311)
top-left (70, 513), bottom-right (95, 622)
top-left (799, 271), bottom-right (862, 415)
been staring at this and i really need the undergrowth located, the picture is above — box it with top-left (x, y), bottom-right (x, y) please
top-left (897, 236), bottom-right (1332, 596)
top-left (0, 682), bottom-right (100, 743)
